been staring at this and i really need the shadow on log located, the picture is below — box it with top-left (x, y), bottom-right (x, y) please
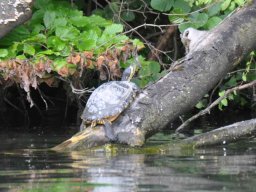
top-left (53, 1), bottom-right (256, 151)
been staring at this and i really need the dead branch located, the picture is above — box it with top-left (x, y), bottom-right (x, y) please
top-left (184, 118), bottom-right (256, 147)
top-left (176, 80), bottom-right (256, 133)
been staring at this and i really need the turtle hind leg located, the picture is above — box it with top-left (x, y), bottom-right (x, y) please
top-left (103, 121), bottom-right (116, 141)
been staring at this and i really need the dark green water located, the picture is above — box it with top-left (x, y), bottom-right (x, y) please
top-left (0, 132), bottom-right (256, 192)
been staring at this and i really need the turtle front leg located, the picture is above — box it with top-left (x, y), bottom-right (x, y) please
top-left (103, 120), bottom-right (116, 141)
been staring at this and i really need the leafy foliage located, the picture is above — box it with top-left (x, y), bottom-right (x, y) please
top-left (172, 0), bottom-right (247, 31)
top-left (0, 0), bottom-right (147, 93)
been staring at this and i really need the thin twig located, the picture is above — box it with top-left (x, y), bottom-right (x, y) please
top-left (37, 87), bottom-right (48, 110)
top-left (123, 23), bottom-right (177, 34)
top-left (175, 80), bottom-right (256, 133)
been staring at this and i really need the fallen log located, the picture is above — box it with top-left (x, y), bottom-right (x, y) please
top-left (53, 1), bottom-right (256, 151)
top-left (184, 118), bottom-right (256, 147)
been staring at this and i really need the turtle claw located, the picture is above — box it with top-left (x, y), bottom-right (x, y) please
top-left (104, 121), bottom-right (116, 141)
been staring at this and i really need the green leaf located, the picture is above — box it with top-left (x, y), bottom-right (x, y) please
top-left (70, 16), bottom-right (90, 27)
top-left (53, 58), bottom-right (67, 71)
top-left (29, 10), bottom-right (44, 25)
top-left (103, 24), bottom-right (123, 35)
top-left (54, 18), bottom-right (68, 28)
top-left (8, 42), bottom-right (22, 58)
top-left (221, 0), bottom-right (231, 11)
top-left (218, 103), bottom-right (223, 110)
top-left (208, 3), bottom-right (221, 17)
top-left (178, 22), bottom-right (198, 32)
top-left (31, 24), bottom-right (45, 35)
top-left (219, 90), bottom-right (225, 97)
top-left (169, 8), bottom-right (186, 24)
top-left (132, 39), bottom-right (144, 49)
top-left (47, 36), bottom-right (66, 51)
top-left (16, 55), bottom-right (27, 60)
top-left (111, 35), bottom-right (129, 44)
top-left (150, 0), bottom-right (174, 12)
top-left (190, 13), bottom-right (208, 27)
top-left (221, 98), bottom-right (228, 106)
top-left (173, 0), bottom-right (191, 13)
top-left (228, 94), bottom-right (234, 100)
top-left (0, 49), bottom-right (8, 58)
top-left (23, 44), bottom-right (35, 55)
top-left (89, 15), bottom-right (112, 27)
top-left (43, 11), bottom-right (56, 29)
top-left (204, 16), bottom-right (222, 29)
top-left (226, 76), bottom-right (237, 87)
top-left (234, 0), bottom-right (245, 6)
top-left (229, 1), bottom-right (236, 11)
top-left (34, 0), bottom-right (51, 9)
top-left (242, 73), bottom-right (247, 81)
top-left (121, 11), bottom-right (135, 22)
top-left (195, 101), bottom-right (205, 109)
top-left (59, 46), bottom-right (71, 57)
top-left (0, 26), bottom-right (30, 46)
top-left (55, 26), bottom-right (80, 41)
top-left (75, 31), bottom-right (98, 51)
top-left (24, 34), bottom-right (46, 44)
top-left (37, 50), bottom-right (55, 56)
top-left (149, 61), bottom-right (161, 73)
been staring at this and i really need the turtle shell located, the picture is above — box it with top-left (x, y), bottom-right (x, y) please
top-left (81, 81), bottom-right (139, 122)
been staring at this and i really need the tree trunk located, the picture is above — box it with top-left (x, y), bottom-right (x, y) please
top-left (0, 0), bottom-right (33, 39)
top-left (114, 2), bottom-right (256, 146)
top-left (53, 1), bottom-right (256, 151)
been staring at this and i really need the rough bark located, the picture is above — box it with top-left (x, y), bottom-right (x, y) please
top-left (114, 2), bottom-right (256, 146)
top-left (53, 1), bottom-right (256, 151)
top-left (0, 0), bottom-right (33, 39)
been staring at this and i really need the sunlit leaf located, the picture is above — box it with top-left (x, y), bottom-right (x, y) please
top-left (219, 90), bottom-right (225, 97)
top-left (70, 16), bottom-right (90, 27)
top-left (23, 44), bottom-right (35, 55)
top-left (103, 24), bottom-right (123, 35)
top-left (47, 36), bottom-right (66, 51)
top-left (234, 0), bottom-right (245, 6)
top-left (195, 101), bottom-right (205, 109)
top-left (16, 55), bottom-right (27, 60)
top-left (75, 31), bottom-right (98, 51)
top-left (221, 98), bottom-right (228, 106)
top-left (242, 73), bottom-right (247, 81)
top-left (132, 39), bottom-right (144, 50)
top-left (229, 2), bottom-right (236, 11)
top-left (221, 0), bottom-right (231, 11)
top-left (0, 49), bottom-right (8, 58)
top-left (55, 26), bottom-right (80, 41)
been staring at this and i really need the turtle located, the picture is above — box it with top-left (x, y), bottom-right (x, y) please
top-left (80, 64), bottom-right (139, 141)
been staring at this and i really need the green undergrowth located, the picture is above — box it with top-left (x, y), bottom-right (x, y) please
top-left (0, 0), bottom-right (163, 99)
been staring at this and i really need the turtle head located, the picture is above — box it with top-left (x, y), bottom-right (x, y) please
top-left (121, 65), bottom-right (137, 81)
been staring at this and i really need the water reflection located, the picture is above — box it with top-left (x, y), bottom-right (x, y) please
top-left (0, 133), bottom-right (256, 192)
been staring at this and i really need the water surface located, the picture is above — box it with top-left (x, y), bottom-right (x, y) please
top-left (0, 131), bottom-right (256, 192)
